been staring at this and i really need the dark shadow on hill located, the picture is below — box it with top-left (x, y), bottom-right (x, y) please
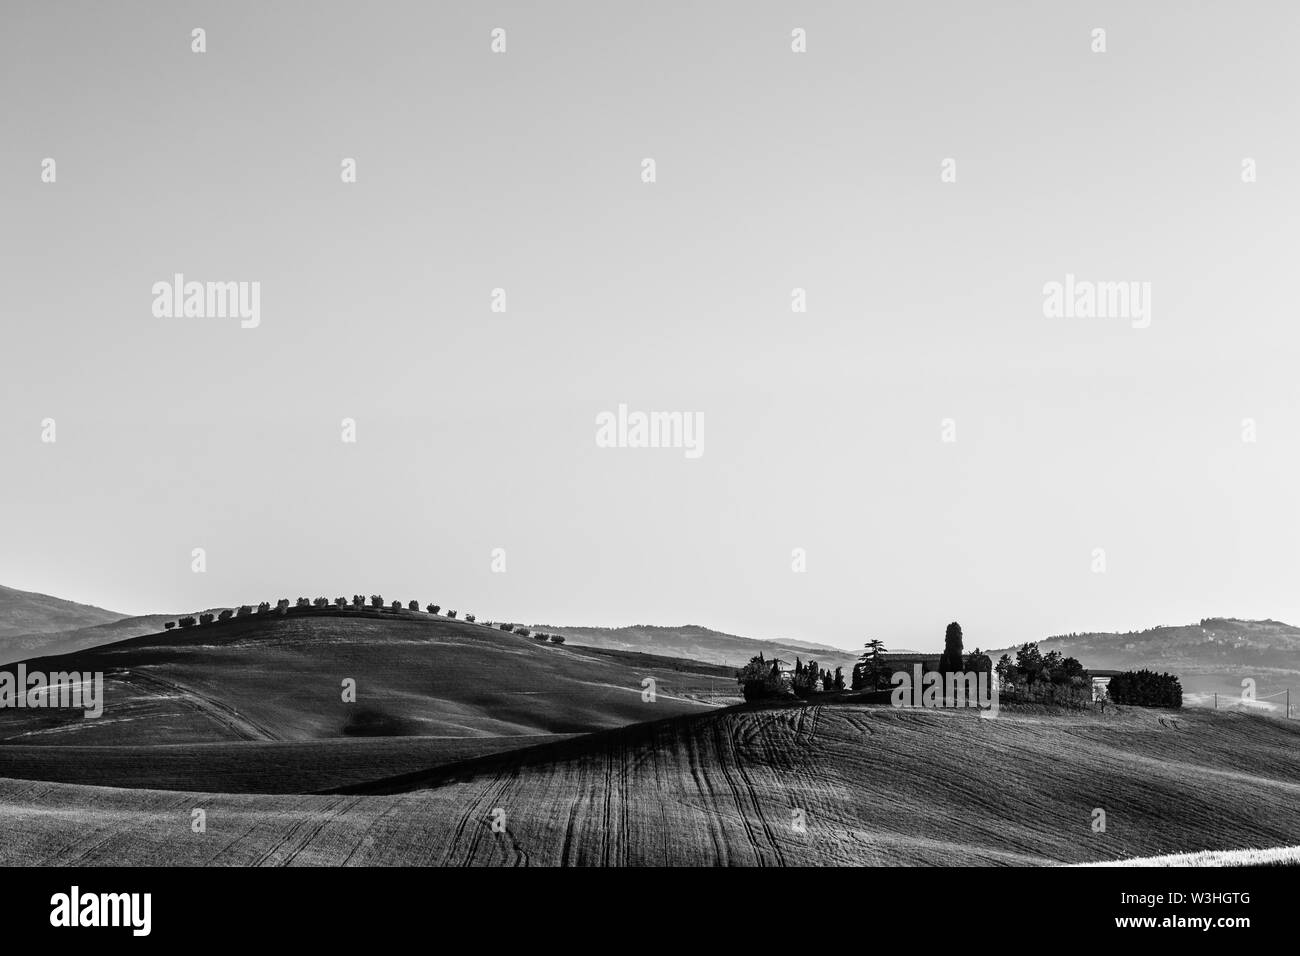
top-left (340, 708), bottom-right (423, 737)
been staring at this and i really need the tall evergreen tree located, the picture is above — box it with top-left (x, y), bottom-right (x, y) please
top-left (860, 638), bottom-right (888, 690)
top-left (939, 621), bottom-right (964, 674)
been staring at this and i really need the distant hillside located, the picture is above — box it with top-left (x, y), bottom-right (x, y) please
top-left (991, 618), bottom-right (1300, 711)
top-left (0, 614), bottom-right (179, 665)
top-left (0, 584), bottom-right (124, 643)
top-left (531, 623), bottom-right (859, 672)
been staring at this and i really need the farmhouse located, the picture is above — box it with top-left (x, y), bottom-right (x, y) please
top-left (769, 659), bottom-right (795, 691)
top-left (874, 651), bottom-right (940, 674)
top-left (1089, 669), bottom-right (1122, 699)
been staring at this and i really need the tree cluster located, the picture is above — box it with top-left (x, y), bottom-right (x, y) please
top-left (1107, 669), bottom-right (1182, 708)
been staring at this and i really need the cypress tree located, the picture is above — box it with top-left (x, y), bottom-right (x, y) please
top-left (939, 621), bottom-right (964, 674)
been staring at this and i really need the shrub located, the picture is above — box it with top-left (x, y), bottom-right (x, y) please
top-left (499, 623), bottom-right (514, 632)
top-left (1003, 680), bottom-right (1094, 709)
top-left (426, 604), bottom-right (438, 614)
top-left (995, 654), bottom-right (1016, 689)
top-left (791, 658), bottom-right (820, 699)
top-left (276, 599), bottom-right (290, 611)
top-left (445, 609), bottom-right (457, 619)
top-left (996, 642), bottom-right (1095, 707)
top-left (391, 600), bottom-right (402, 611)
top-left (296, 597), bottom-right (311, 608)
top-left (178, 616), bottom-right (196, 628)
top-left (549, 635), bottom-right (565, 645)
top-left (164, 621), bottom-right (176, 630)
top-left (1107, 669), bottom-right (1183, 708)
top-left (408, 600), bottom-right (420, 611)
top-left (1014, 642), bottom-right (1044, 682)
top-left (257, 602), bottom-right (271, 613)
top-left (465, 613), bottom-right (476, 623)
top-left (217, 609), bottom-right (234, 622)
top-left (199, 612), bottom-right (214, 626)
top-left (352, 595), bottom-right (365, 609)
top-left (313, 597), bottom-right (328, 608)
top-left (516, 628), bottom-right (530, 637)
top-left (237, 605), bottom-right (253, 617)
top-left (737, 654), bottom-right (789, 701)
top-left (370, 595), bottom-right (383, 608)
top-left (534, 633), bottom-right (549, 642)
top-left (335, 597), bottom-right (348, 608)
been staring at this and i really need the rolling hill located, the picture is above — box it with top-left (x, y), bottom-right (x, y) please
top-left (0, 608), bottom-right (736, 751)
top-left (1, 698), bottom-right (1296, 865)
top-left (0, 588), bottom-right (862, 673)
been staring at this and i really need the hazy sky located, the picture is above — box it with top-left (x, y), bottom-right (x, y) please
top-left (2, 1), bottom-right (1298, 654)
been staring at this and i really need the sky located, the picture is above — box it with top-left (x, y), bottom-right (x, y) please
top-left (2, 1), bottom-right (1298, 654)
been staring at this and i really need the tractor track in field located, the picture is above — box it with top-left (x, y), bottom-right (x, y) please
top-left (115, 668), bottom-right (279, 742)
top-left (440, 776), bottom-right (492, 866)
top-left (440, 759), bottom-right (522, 865)
top-left (600, 743), bottom-right (614, 866)
top-left (600, 738), bottom-right (631, 867)
top-left (460, 761), bottom-right (526, 865)
top-left (281, 796), bottom-right (364, 865)
top-left (60, 791), bottom-right (191, 865)
top-left (250, 797), bottom-right (341, 866)
top-left (558, 752), bottom-right (587, 867)
top-left (679, 721), bottom-right (729, 864)
top-left (737, 719), bottom-right (788, 866)
top-left (339, 794), bottom-right (407, 866)
top-left (710, 715), bottom-right (784, 865)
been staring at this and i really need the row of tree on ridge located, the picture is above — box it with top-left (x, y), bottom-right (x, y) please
top-left (162, 596), bottom-right (566, 644)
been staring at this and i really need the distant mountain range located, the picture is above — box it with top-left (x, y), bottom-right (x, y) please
top-left (0, 584), bottom-right (175, 664)
top-left (532, 623), bottom-right (861, 672)
top-left (0, 584), bottom-right (124, 638)
top-left (1, 613), bottom-right (182, 664)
